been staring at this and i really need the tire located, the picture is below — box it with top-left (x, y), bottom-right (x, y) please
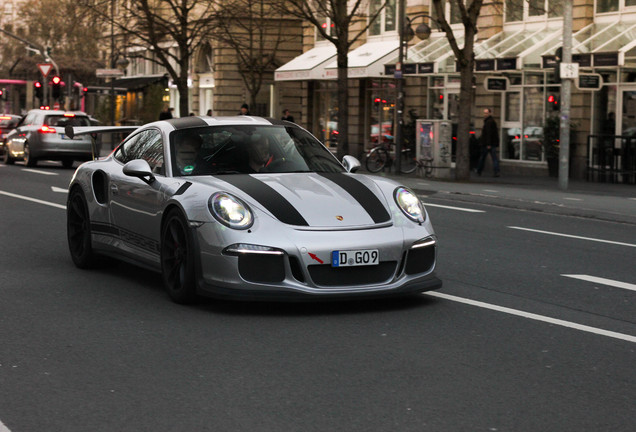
top-left (161, 209), bottom-right (197, 304)
top-left (2, 143), bottom-right (14, 165)
top-left (366, 148), bottom-right (388, 173)
top-left (399, 149), bottom-right (417, 174)
top-left (24, 143), bottom-right (37, 167)
top-left (67, 188), bottom-right (97, 268)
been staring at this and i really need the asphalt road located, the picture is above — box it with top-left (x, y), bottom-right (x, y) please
top-left (1, 160), bottom-right (634, 432)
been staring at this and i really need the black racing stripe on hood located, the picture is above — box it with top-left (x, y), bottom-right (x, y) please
top-left (215, 175), bottom-right (309, 226)
top-left (318, 173), bottom-right (391, 223)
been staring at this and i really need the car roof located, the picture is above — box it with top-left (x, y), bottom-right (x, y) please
top-left (28, 109), bottom-right (88, 116)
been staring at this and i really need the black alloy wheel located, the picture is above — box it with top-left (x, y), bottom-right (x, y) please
top-left (161, 210), bottom-right (197, 304)
top-left (67, 188), bottom-right (96, 268)
top-left (2, 144), bottom-right (14, 164)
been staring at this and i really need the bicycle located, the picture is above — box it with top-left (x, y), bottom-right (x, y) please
top-left (365, 141), bottom-right (417, 174)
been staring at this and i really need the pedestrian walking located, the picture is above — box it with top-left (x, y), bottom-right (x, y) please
top-left (281, 109), bottom-right (295, 123)
top-left (238, 103), bottom-right (250, 115)
top-left (477, 108), bottom-right (500, 177)
top-left (159, 106), bottom-right (173, 120)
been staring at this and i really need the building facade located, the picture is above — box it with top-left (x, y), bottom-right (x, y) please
top-left (275, 0), bottom-right (636, 182)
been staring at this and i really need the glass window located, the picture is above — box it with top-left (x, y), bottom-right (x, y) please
top-left (505, 0), bottom-right (523, 22)
top-left (522, 87), bottom-right (544, 161)
top-left (169, 125), bottom-right (343, 175)
top-left (529, 0), bottom-right (545, 16)
top-left (505, 92), bottom-right (521, 122)
top-left (548, 0), bottom-right (563, 17)
top-left (369, 0), bottom-right (397, 36)
top-left (314, 81), bottom-right (338, 150)
top-left (597, 0), bottom-right (619, 12)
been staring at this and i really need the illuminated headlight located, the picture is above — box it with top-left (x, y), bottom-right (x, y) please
top-left (223, 243), bottom-right (284, 256)
top-left (394, 187), bottom-right (425, 223)
top-left (208, 192), bottom-right (253, 229)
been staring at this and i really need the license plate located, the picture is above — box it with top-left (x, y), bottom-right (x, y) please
top-left (331, 249), bottom-right (379, 267)
top-left (60, 134), bottom-right (79, 140)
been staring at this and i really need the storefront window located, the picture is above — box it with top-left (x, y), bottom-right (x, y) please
top-left (313, 81), bottom-right (338, 150)
top-left (366, 80), bottom-right (395, 150)
top-left (505, 0), bottom-right (524, 22)
top-left (522, 86), bottom-right (545, 161)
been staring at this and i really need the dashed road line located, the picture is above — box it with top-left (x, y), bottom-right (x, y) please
top-left (423, 202), bottom-right (485, 213)
top-left (0, 190), bottom-right (66, 210)
top-left (562, 274), bottom-right (636, 293)
top-left (508, 226), bottom-right (636, 248)
top-left (51, 186), bottom-right (68, 193)
top-left (21, 168), bottom-right (58, 176)
top-left (427, 291), bottom-right (636, 344)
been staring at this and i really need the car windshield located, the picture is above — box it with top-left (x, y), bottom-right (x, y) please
top-left (44, 115), bottom-right (91, 127)
top-left (170, 125), bottom-right (344, 176)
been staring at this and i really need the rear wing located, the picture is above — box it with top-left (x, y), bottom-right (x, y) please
top-left (65, 125), bottom-right (140, 160)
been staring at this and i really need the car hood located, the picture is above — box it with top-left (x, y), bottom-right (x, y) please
top-left (196, 172), bottom-right (393, 228)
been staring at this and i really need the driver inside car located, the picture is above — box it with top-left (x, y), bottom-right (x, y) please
top-left (175, 133), bottom-right (203, 175)
top-left (246, 134), bottom-right (273, 173)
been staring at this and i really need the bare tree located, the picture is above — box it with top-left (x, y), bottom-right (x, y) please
top-left (80, 0), bottom-right (217, 117)
top-left (214, 0), bottom-right (300, 114)
top-left (279, 0), bottom-right (386, 158)
top-left (0, 0), bottom-right (104, 83)
top-left (430, 0), bottom-right (483, 181)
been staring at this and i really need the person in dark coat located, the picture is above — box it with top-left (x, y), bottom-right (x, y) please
top-left (238, 103), bottom-right (250, 115)
top-left (281, 109), bottom-right (295, 123)
top-left (477, 108), bottom-right (500, 177)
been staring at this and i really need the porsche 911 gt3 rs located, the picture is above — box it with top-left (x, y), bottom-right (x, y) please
top-left (66, 116), bottom-right (441, 303)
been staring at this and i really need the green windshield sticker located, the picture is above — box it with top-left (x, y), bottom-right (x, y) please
top-left (184, 165), bottom-right (194, 173)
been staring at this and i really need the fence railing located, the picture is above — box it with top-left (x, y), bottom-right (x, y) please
top-left (586, 134), bottom-right (636, 184)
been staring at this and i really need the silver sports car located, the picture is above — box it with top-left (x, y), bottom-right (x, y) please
top-left (66, 116), bottom-right (441, 303)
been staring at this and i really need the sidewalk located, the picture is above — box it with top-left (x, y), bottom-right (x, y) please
top-left (363, 168), bottom-right (636, 225)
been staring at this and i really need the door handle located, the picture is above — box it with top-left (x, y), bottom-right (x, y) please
top-left (110, 184), bottom-right (118, 195)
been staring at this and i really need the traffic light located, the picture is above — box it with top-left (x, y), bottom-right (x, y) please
top-left (51, 76), bottom-right (62, 100)
top-left (547, 94), bottom-right (559, 110)
top-left (34, 81), bottom-right (43, 100)
top-left (0, 88), bottom-right (4, 100)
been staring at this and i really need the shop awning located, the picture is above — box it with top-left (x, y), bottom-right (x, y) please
top-left (389, 33), bottom-right (466, 75)
top-left (474, 27), bottom-right (562, 71)
top-left (109, 74), bottom-right (168, 90)
top-left (536, 21), bottom-right (636, 68)
top-left (323, 40), bottom-right (399, 79)
top-left (275, 44), bottom-right (337, 81)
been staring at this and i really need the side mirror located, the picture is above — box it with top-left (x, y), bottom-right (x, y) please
top-left (123, 159), bottom-right (155, 184)
top-left (342, 155), bottom-right (361, 173)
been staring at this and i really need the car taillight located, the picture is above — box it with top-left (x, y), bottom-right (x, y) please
top-left (39, 126), bottom-right (56, 134)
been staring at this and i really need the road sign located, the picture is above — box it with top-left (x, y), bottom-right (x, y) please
top-left (37, 63), bottom-right (53, 78)
top-left (96, 68), bottom-right (125, 78)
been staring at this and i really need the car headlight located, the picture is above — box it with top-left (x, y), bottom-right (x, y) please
top-left (394, 187), bottom-right (425, 223)
top-left (208, 192), bottom-right (253, 229)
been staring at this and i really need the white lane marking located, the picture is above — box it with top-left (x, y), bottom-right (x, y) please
top-left (564, 197), bottom-right (583, 201)
top-left (483, 189), bottom-right (499, 193)
top-left (423, 202), bottom-right (485, 213)
top-left (426, 292), bottom-right (636, 344)
top-left (508, 226), bottom-right (636, 248)
top-left (562, 274), bottom-right (636, 293)
top-left (0, 190), bottom-right (66, 210)
top-left (0, 418), bottom-right (11, 431)
top-left (51, 186), bottom-right (68, 193)
top-left (21, 168), bottom-right (58, 176)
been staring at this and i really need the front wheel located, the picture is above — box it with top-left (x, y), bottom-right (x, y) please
top-left (161, 209), bottom-right (197, 304)
top-left (67, 188), bottom-right (97, 268)
top-left (365, 147), bottom-right (388, 173)
top-left (2, 143), bottom-right (14, 165)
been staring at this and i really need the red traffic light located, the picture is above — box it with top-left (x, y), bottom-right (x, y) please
top-left (34, 82), bottom-right (42, 88)
top-left (52, 76), bottom-right (61, 85)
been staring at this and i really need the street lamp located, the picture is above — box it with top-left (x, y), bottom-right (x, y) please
top-left (394, 1), bottom-right (436, 173)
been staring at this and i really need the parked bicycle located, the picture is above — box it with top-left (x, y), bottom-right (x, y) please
top-left (365, 141), bottom-right (417, 174)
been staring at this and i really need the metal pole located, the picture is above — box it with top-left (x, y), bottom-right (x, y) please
top-left (394, 0), bottom-right (406, 173)
top-left (110, 0), bottom-right (116, 128)
top-left (559, 1), bottom-right (573, 190)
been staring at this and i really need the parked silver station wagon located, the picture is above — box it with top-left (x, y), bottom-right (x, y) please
top-left (3, 109), bottom-right (94, 168)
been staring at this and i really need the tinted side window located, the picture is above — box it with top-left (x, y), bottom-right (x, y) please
top-left (137, 130), bottom-right (165, 175)
top-left (113, 129), bottom-right (164, 174)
